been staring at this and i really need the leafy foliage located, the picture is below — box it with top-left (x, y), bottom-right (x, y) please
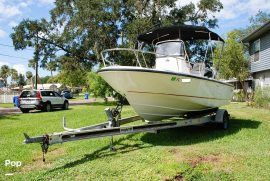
top-left (214, 31), bottom-right (249, 82)
top-left (87, 72), bottom-right (114, 102)
top-left (0, 65), bottom-right (10, 86)
top-left (253, 86), bottom-right (270, 109)
top-left (235, 10), bottom-right (270, 40)
top-left (17, 74), bottom-right (26, 87)
top-left (46, 61), bottom-right (57, 76)
top-left (56, 56), bottom-right (88, 87)
top-left (40, 76), bottom-right (51, 84)
top-left (9, 68), bottom-right (19, 86)
top-left (11, 0), bottom-right (223, 70)
top-left (25, 71), bottom-right (33, 80)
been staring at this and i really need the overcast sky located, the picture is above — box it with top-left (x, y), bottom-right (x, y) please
top-left (0, 0), bottom-right (270, 77)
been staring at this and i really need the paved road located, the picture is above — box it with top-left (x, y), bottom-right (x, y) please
top-left (0, 98), bottom-right (114, 115)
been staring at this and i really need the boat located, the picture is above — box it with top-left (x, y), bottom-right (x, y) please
top-left (98, 25), bottom-right (234, 121)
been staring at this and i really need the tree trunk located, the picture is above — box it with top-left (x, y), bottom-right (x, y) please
top-left (239, 80), bottom-right (247, 101)
top-left (31, 77), bottom-right (34, 89)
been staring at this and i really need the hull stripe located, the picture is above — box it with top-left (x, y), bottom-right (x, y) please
top-left (128, 90), bottom-right (231, 101)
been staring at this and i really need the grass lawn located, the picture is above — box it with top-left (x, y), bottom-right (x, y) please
top-left (70, 93), bottom-right (96, 101)
top-left (0, 103), bottom-right (15, 108)
top-left (0, 102), bottom-right (269, 180)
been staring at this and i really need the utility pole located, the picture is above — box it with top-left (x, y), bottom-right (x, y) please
top-left (34, 33), bottom-right (39, 90)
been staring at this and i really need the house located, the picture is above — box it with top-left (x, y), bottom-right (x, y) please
top-left (243, 20), bottom-right (270, 88)
top-left (23, 83), bottom-right (62, 91)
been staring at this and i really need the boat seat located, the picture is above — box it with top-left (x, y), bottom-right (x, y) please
top-left (204, 67), bottom-right (214, 78)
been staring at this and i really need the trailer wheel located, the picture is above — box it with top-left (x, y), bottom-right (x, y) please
top-left (215, 109), bottom-right (229, 130)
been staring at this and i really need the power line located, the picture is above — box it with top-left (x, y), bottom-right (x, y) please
top-left (0, 43), bottom-right (34, 51)
top-left (0, 53), bottom-right (30, 60)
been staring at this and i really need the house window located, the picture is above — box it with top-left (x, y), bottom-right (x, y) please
top-left (252, 39), bottom-right (260, 62)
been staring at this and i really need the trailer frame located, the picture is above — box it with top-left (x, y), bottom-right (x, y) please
top-left (23, 102), bottom-right (229, 162)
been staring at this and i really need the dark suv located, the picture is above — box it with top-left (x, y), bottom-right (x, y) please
top-left (19, 90), bottom-right (69, 113)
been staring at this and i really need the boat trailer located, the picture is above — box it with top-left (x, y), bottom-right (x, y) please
top-left (23, 102), bottom-right (229, 162)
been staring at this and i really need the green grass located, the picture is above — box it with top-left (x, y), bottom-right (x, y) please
top-left (70, 93), bottom-right (95, 101)
top-left (0, 102), bottom-right (269, 180)
top-left (0, 103), bottom-right (15, 108)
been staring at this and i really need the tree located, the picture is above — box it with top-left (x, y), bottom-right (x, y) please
top-left (0, 65), bottom-right (10, 87)
top-left (10, 19), bottom-right (55, 89)
top-left (57, 56), bottom-right (87, 88)
top-left (17, 74), bottom-right (26, 89)
top-left (26, 71), bottom-right (33, 88)
top-left (235, 10), bottom-right (270, 40)
top-left (249, 10), bottom-right (270, 29)
top-left (40, 76), bottom-right (51, 84)
top-left (47, 74), bottom-right (61, 84)
top-left (46, 61), bottom-right (57, 77)
top-left (10, 68), bottom-right (19, 86)
top-left (11, 0), bottom-right (223, 69)
top-left (28, 59), bottom-right (36, 70)
top-left (214, 31), bottom-right (249, 95)
top-left (87, 72), bottom-right (113, 102)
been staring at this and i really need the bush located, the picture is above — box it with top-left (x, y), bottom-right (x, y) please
top-left (232, 90), bottom-right (245, 102)
top-left (253, 86), bottom-right (270, 109)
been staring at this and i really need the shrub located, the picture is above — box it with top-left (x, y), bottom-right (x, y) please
top-left (232, 90), bottom-right (245, 102)
top-left (253, 86), bottom-right (270, 109)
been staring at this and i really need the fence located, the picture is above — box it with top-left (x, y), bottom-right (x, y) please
top-left (0, 93), bottom-right (19, 103)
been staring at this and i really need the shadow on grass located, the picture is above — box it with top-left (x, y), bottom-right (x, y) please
top-left (48, 134), bottom-right (151, 172)
top-left (141, 118), bottom-right (261, 146)
top-left (48, 118), bottom-right (260, 171)
top-left (90, 101), bottom-right (117, 106)
top-left (30, 107), bottom-right (74, 114)
top-left (0, 114), bottom-right (20, 120)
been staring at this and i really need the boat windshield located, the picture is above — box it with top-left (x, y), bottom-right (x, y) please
top-left (156, 41), bottom-right (184, 57)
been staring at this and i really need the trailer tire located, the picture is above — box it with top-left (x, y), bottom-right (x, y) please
top-left (215, 109), bottom-right (229, 130)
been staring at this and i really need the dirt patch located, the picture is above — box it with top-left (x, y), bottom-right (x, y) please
top-left (21, 147), bottom-right (66, 172)
top-left (164, 173), bottom-right (185, 181)
top-left (168, 148), bottom-right (180, 154)
top-left (189, 154), bottom-right (220, 168)
top-left (167, 148), bottom-right (184, 162)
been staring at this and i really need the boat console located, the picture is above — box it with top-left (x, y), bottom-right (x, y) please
top-left (155, 40), bottom-right (191, 74)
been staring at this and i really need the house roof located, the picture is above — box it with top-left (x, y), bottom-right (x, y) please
top-left (23, 84), bottom-right (62, 90)
top-left (137, 25), bottom-right (224, 44)
top-left (242, 20), bottom-right (270, 43)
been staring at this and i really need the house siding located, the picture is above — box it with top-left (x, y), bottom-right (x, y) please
top-left (253, 70), bottom-right (270, 87)
top-left (250, 32), bottom-right (270, 73)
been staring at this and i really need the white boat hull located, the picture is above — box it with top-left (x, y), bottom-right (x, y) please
top-left (98, 66), bottom-right (233, 121)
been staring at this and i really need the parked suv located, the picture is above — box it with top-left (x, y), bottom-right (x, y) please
top-left (19, 90), bottom-right (69, 113)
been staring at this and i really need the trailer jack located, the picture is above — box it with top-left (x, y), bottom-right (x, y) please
top-left (23, 102), bottom-right (229, 162)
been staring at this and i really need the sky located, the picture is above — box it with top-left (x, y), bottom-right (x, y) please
top-left (0, 0), bottom-right (270, 78)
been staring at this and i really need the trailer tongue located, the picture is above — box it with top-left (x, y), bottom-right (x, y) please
top-left (23, 102), bottom-right (229, 162)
